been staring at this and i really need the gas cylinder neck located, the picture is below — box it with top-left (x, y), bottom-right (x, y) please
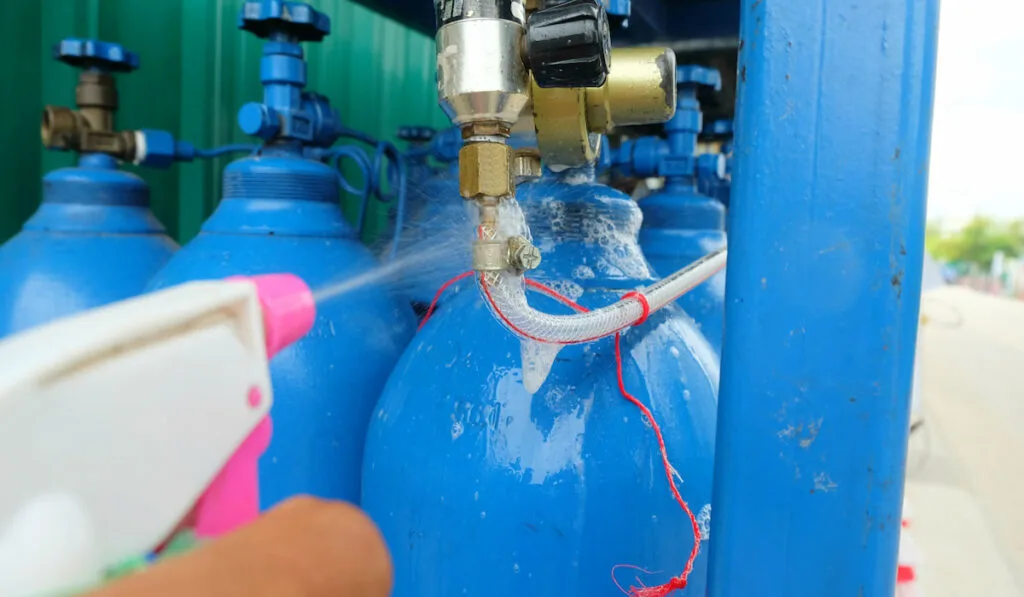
top-left (518, 169), bottom-right (654, 286)
top-left (221, 155), bottom-right (339, 204)
top-left (39, 159), bottom-right (151, 211)
top-left (263, 139), bottom-right (305, 156)
top-left (641, 187), bottom-right (726, 231)
top-left (78, 153), bottom-right (119, 170)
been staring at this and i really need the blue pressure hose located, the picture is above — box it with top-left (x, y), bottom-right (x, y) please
top-left (336, 126), bottom-right (409, 262)
top-left (194, 144), bottom-right (259, 158)
top-left (326, 146), bottom-right (374, 234)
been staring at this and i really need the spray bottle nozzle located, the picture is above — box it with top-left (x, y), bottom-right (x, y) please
top-left (231, 274), bottom-right (316, 358)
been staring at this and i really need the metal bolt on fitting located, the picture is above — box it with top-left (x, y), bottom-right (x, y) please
top-left (507, 235), bottom-right (542, 272)
top-left (511, 149), bottom-right (543, 183)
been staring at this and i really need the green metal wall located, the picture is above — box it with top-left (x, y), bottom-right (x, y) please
top-left (0, 0), bottom-right (449, 244)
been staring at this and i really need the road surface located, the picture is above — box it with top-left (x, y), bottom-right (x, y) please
top-left (906, 286), bottom-right (1024, 596)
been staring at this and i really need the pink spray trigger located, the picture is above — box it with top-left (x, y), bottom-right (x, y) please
top-left (234, 273), bottom-right (316, 358)
top-left (194, 417), bottom-right (273, 538)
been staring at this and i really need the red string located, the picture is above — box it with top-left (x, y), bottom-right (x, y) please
top-left (424, 272), bottom-right (701, 597)
top-left (614, 326), bottom-right (701, 597)
top-left (622, 291), bottom-right (651, 325)
top-left (418, 271), bottom-right (474, 331)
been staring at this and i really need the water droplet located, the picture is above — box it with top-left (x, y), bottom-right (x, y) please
top-left (473, 491), bottom-right (479, 501)
top-left (683, 389), bottom-right (691, 401)
top-left (669, 346), bottom-right (680, 358)
top-left (480, 511), bottom-right (487, 519)
top-left (513, 563), bottom-right (520, 573)
top-left (451, 420), bottom-right (464, 440)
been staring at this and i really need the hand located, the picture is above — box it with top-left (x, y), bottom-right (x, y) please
top-left (86, 497), bottom-right (392, 597)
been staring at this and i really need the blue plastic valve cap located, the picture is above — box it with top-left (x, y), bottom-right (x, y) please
top-left (54, 38), bottom-right (139, 72)
top-left (697, 153), bottom-right (727, 180)
top-left (704, 119), bottom-right (734, 137)
top-left (433, 127), bottom-right (464, 163)
top-left (238, 102), bottom-right (281, 139)
top-left (239, 1), bottom-right (330, 41)
top-left (676, 65), bottom-right (722, 91)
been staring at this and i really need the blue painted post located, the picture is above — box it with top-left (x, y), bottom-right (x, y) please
top-left (708, 0), bottom-right (939, 595)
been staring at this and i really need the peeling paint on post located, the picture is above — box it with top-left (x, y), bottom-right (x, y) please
top-left (708, 0), bottom-right (940, 596)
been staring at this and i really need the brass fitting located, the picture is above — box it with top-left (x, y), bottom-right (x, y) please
top-left (531, 47), bottom-right (677, 167)
top-left (41, 106), bottom-right (88, 150)
top-left (459, 142), bottom-right (513, 199)
top-left (40, 69), bottom-right (137, 161)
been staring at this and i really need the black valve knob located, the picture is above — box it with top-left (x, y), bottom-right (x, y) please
top-left (525, 0), bottom-right (611, 89)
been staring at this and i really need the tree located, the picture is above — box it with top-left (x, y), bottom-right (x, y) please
top-left (926, 216), bottom-right (1022, 270)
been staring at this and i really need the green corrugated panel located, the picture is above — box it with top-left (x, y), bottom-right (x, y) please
top-left (0, 2), bottom-right (42, 242)
top-left (0, 0), bottom-right (449, 244)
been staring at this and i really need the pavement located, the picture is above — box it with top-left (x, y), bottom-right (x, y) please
top-left (905, 286), bottom-right (1024, 597)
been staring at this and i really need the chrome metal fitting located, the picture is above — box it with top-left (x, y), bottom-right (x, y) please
top-left (471, 235), bottom-right (542, 273)
top-left (473, 240), bottom-right (509, 271)
top-left (511, 148), bottom-right (543, 183)
top-left (436, 18), bottom-right (530, 128)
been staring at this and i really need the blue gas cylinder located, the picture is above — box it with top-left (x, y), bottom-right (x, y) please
top-left (148, 1), bottom-right (416, 507)
top-left (0, 40), bottom-right (178, 337)
top-left (363, 164), bottom-right (719, 597)
top-left (617, 65), bottom-right (728, 353)
top-left (699, 119), bottom-right (733, 208)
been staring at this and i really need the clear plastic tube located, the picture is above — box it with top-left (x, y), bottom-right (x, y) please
top-left (641, 248), bottom-right (729, 311)
top-left (480, 249), bottom-right (727, 344)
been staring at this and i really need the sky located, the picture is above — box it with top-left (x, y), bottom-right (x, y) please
top-left (927, 0), bottom-right (1024, 224)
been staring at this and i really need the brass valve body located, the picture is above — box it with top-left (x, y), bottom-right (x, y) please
top-left (40, 70), bottom-right (136, 160)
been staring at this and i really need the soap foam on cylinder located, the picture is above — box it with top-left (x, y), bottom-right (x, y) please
top-left (519, 339), bottom-right (563, 394)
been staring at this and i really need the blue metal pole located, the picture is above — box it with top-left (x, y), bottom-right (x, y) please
top-left (708, 0), bottom-right (939, 595)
